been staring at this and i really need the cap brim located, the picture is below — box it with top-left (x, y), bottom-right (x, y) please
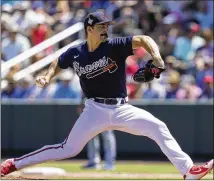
top-left (96, 20), bottom-right (116, 25)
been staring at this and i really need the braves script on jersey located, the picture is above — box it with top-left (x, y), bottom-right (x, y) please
top-left (58, 37), bottom-right (133, 98)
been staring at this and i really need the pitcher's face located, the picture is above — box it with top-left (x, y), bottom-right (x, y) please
top-left (88, 23), bottom-right (109, 42)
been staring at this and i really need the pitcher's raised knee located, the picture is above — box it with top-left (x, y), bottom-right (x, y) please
top-left (147, 119), bottom-right (169, 136)
top-left (157, 121), bottom-right (168, 131)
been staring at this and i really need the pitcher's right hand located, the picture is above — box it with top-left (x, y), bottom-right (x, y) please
top-left (36, 76), bottom-right (50, 88)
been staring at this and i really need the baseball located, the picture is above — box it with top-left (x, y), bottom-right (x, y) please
top-left (40, 79), bottom-right (46, 86)
top-left (36, 76), bottom-right (46, 87)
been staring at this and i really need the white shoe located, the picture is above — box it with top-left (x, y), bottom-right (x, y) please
top-left (184, 159), bottom-right (213, 180)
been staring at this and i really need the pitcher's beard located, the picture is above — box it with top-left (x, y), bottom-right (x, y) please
top-left (100, 33), bottom-right (108, 41)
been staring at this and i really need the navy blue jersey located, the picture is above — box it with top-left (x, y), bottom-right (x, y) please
top-left (58, 36), bottom-right (133, 98)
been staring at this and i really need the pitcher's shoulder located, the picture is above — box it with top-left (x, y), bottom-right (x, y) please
top-left (65, 41), bottom-right (86, 54)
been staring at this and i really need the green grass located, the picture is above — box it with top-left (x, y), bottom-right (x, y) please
top-left (35, 160), bottom-right (179, 173)
top-left (17, 160), bottom-right (212, 180)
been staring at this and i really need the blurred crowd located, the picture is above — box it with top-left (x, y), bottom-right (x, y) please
top-left (1, 0), bottom-right (213, 100)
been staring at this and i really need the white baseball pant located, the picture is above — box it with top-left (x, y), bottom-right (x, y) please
top-left (14, 99), bottom-right (193, 175)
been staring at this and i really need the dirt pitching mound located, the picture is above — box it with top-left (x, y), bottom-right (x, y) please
top-left (1, 172), bottom-right (206, 180)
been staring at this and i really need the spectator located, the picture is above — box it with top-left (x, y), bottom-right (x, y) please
top-left (1, 25), bottom-right (31, 71)
top-left (142, 82), bottom-right (160, 99)
top-left (52, 70), bottom-right (81, 99)
top-left (104, 0), bottom-right (120, 21)
top-left (31, 82), bottom-right (57, 99)
top-left (194, 1), bottom-right (213, 30)
top-left (44, 1), bottom-right (58, 16)
top-left (177, 75), bottom-right (202, 100)
top-left (113, 6), bottom-right (141, 36)
top-left (1, 21), bottom-right (10, 40)
top-left (165, 70), bottom-right (182, 99)
top-left (30, 17), bottom-right (48, 46)
top-left (11, 2), bottom-right (37, 35)
top-left (195, 28), bottom-right (213, 60)
top-left (195, 57), bottom-right (213, 90)
top-left (13, 76), bottom-right (35, 99)
top-left (173, 22), bottom-right (204, 62)
top-left (29, 16), bottom-right (54, 63)
top-left (5, 65), bottom-right (20, 81)
top-left (1, 1), bottom-right (213, 101)
top-left (2, 26), bottom-right (30, 62)
top-left (1, 79), bottom-right (18, 99)
top-left (200, 76), bottom-right (213, 99)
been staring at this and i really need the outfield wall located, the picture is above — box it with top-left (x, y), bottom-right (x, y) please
top-left (1, 100), bottom-right (213, 158)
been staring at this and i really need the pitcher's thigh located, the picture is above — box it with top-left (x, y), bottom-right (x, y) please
top-left (65, 107), bottom-right (108, 154)
top-left (114, 104), bottom-right (167, 137)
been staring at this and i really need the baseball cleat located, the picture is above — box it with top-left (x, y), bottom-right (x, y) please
top-left (1, 159), bottom-right (17, 176)
top-left (184, 159), bottom-right (213, 180)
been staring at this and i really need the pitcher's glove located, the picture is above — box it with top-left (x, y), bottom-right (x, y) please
top-left (133, 60), bottom-right (165, 83)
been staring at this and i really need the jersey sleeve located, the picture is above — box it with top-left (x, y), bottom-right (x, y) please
top-left (58, 48), bottom-right (73, 69)
top-left (109, 36), bottom-right (134, 57)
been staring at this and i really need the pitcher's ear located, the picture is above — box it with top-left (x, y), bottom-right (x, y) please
top-left (87, 26), bottom-right (93, 34)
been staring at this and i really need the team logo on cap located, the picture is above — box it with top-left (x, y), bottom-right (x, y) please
top-left (88, 18), bottom-right (93, 25)
top-left (102, 14), bottom-right (107, 20)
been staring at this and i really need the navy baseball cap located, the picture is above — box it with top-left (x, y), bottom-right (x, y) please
top-left (84, 12), bottom-right (115, 30)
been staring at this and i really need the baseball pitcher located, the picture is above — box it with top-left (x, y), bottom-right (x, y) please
top-left (1, 12), bottom-right (213, 180)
